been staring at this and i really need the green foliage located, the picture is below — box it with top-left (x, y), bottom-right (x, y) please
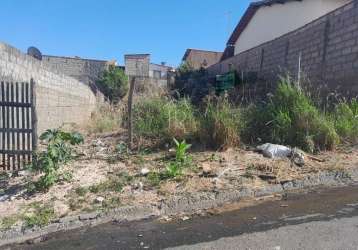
top-left (331, 99), bottom-right (358, 143)
top-left (23, 203), bottom-right (55, 228)
top-left (244, 77), bottom-right (339, 152)
top-left (96, 65), bottom-right (128, 103)
top-left (0, 215), bottom-right (19, 230)
top-left (146, 138), bottom-right (193, 184)
top-left (30, 129), bottom-right (84, 191)
top-left (163, 163), bottom-right (183, 179)
top-left (199, 96), bottom-right (242, 149)
top-left (134, 97), bottom-right (198, 142)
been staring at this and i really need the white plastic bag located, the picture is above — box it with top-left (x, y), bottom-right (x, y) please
top-left (257, 143), bottom-right (292, 158)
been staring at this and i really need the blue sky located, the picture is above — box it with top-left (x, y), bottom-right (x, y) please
top-left (0, 0), bottom-right (251, 66)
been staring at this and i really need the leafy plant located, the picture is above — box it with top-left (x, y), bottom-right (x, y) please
top-left (173, 138), bottom-right (192, 167)
top-left (96, 65), bottom-right (129, 103)
top-left (30, 129), bottom-right (84, 191)
top-left (163, 163), bottom-right (183, 178)
top-left (23, 203), bottom-right (55, 228)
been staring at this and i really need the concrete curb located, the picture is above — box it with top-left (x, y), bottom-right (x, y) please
top-left (1, 168), bottom-right (358, 246)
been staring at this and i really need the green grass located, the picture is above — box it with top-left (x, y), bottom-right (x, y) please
top-left (0, 215), bottom-right (19, 230)
top-left (134, 97), bottom-right (198, 143)
top-left (23, 203), bottom-right (55, 228)
top-left (244, 76), bottom-right (339, 152)
top-left (331, 99), bottom-right (358, 143)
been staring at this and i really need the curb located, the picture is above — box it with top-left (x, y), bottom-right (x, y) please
top-left (1, 168), bottom-right (358, 246)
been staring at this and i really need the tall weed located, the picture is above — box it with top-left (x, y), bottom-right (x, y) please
top-left (199, 96), bottom-right (242, 149)
top-left (134, 97), bottom-right (197, 142)
top-left (332, 99), bottom-right (358, 143)
top-left (244, 77), bottom-right (338, 152)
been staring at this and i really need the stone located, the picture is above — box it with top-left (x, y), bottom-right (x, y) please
top-left (0, 195), bottom-right (9, 202)
top-left (140, 168), bottom-right (150, 176)
top-left (95, 197), bottom-right (105, 204)
top-left (17, 170), bottom-right (31, 177)
top-left (201, 163), bottom-right (216, 177)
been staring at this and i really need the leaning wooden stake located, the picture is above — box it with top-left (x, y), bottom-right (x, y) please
top-left (127, 77), bottom-right (136, 150)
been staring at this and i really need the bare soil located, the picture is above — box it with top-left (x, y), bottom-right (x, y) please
top-left (0, 132), bottom-right (357, 230)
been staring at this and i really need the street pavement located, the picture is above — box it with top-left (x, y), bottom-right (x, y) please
top-left (3, 185), bottom-right (358, 250)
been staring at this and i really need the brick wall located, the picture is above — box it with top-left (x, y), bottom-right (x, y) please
top-left (208, 1), bottom-right (358, 98)
top-left (0, 42), bottom-right (97, 133)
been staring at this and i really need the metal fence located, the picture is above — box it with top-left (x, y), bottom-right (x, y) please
top-left (0, 79), bottom-right (37, 171)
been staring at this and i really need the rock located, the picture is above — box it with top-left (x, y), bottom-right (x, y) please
top-left (291, 148), bottom-right (305, 167)
top-left (17, 170), bottom-right (31, 177)
top-left (95, 197), bottom-right (105, 204)
top-left (181, 215), bottom-right (190, 221)
top-left (201, 163), bottom-right (216, 177)
top-left (0, 195), bottom-right (9, 202)
top-left (140, 168), bottom-right (150, 176)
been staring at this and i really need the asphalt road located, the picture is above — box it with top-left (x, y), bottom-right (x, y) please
top-left (3, 185), bottom-right (358, 250)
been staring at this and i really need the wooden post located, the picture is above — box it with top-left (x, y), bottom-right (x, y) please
top-left (127, 77), bottom-right (136, 150)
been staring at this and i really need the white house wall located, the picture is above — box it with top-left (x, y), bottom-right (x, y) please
top-left (234, 0), bottom-right (351, 55)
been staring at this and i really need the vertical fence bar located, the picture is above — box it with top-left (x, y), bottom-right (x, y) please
top-left (30, 79), bottom-right (37, 158)
top-left (15, 82), bottom-right (20, 170)
top-left (10, 83), bottom-right (15, 170)
top-left (21, 82), bottom-right (25, 168)
top-left (1, 82), bottom-right (5, 170)
top-left (25, 82), bottom-right (30, 163)
top-left (5, 82), bottom-right (10, 171)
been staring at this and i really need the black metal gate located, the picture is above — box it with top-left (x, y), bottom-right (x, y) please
top-left (0, 79), bottom-right (37, 171)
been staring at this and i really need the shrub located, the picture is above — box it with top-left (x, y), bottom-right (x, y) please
top-left (244, 77), bottom-right (339, 152)
top-left (87, 104), bottom-right (123, 134)
top-left (332, 99), bottom-right (358, 143)
top-left (199, 96), bottom-right (242, 149)
top-left (30, 129), bottom-right (84, 191)
top-left (133, 97), bottom-right (197, 143)
top-left (96, 65), bottom-right (128, 103)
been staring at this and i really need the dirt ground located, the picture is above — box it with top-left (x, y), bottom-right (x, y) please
top-left (0, 132), bottom-right (357, 230)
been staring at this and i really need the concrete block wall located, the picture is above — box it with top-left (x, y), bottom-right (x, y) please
top-left (42, 55), bottom-right (109, 86)
top-left (208, 1), bottom-right (358, 97)
top-left (0, 42), bottom-right (97, 133)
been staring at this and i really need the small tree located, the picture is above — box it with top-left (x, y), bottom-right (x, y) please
top-left (97, 65), bottom-right (129, 103)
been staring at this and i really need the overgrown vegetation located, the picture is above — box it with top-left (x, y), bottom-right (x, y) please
top-left (96, 65), bottom-right (128, 103)
top-left (134, 97), bottom-right (198, 143)
top-left (244, 77), bottom-right (339, 152)
top-left (331, 99), bottom-right (358, 143)
top-left (29, 129), bottom-right (84, 192)
top-left (199, 96), bottom-right (242, 149)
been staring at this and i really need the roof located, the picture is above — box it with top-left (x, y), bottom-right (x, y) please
top-left (124, 54), bottom-right (150, 59)
top-left (227, 0), bottom-right (302, 45)
top-left (182, 49), bottom-right (223, 61)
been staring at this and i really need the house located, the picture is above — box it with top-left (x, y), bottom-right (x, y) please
top-left (222, 0), bottom-right (351, 60)
top-left (124, 54), bottom-right (174, 87)
top-left (182, 49), bottom-right (223, 70)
